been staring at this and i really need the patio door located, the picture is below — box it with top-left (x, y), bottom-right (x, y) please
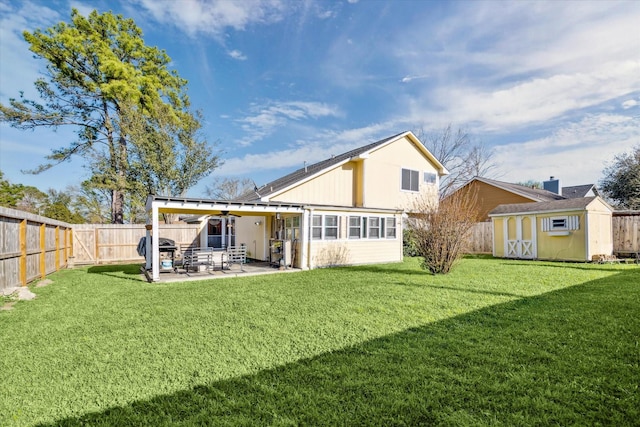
top-left (504, 215), bottom-right (536, 259)
top-left (208, 217), bottom-right (236, 249)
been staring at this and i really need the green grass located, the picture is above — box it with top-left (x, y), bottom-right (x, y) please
top-left (1, 257), bottom-right (638, 426)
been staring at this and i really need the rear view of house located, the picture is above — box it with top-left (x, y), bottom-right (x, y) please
top-left (145, 131), bottom-right (448, 281)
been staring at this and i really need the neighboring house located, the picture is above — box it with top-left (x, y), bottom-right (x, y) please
top-left (145, 131), bottom-right (448, 281)
top-left (449, 176), bottom-right (598, 221)
top-left (489, 196), bottom-right (613, 262)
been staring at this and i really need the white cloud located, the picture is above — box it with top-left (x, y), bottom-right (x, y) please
top-left (622, 99), bottom-right (638, 109)
top-left (393, 1), bottom-right (640, 131)
top-left (493, 113), bottom-right (640, 186)
top-left (0, 2), bottom-right (61, 101)
top-left (215, 120), bottom-right (401, 178)
top-left (428, 60), bottom-right (640, 131)
top-left (401, 74), bottom-right (429, 83)
top-left (228, 49), bottom-right (247, 60)
top-left (236, 101), bottom-right (342, 145)
top-left (133, 0), bottom-right (287, 38)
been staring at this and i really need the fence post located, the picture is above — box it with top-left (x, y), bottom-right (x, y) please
top-left (40, 223), bottom-right (46, 279)
top-left (19, 219), bottom-right (27, 287)
top-left (55, 226), bottom-right (60, 271)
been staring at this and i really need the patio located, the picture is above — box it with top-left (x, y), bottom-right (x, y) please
top-left (141, 261), bottom-right (302, 283)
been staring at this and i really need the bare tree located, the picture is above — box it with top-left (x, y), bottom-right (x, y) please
top-left (406, 189), bottom-right (480, 274)
top-left (414, 124), bottom-right (497, 197)
top-left (206, 177), bottom-right (255, 200)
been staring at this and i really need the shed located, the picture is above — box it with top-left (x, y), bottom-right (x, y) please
top-left (489, 197), bottom-right (613, 262)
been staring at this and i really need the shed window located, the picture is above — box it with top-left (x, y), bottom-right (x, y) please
top-left (401, 168), bottom-right (420, 192)
top-left (542, 216), bottom-right (580, 232)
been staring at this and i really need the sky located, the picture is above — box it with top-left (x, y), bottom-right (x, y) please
top-left (1, 0), bottom-right (639, 197)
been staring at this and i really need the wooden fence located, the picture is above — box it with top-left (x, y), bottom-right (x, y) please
top-left (612, 214), bottom-right (640, 254)
top-left (72, 223), bottom-right (201, 265)
top-left (465, 216), bottom-right (640, 254)
top-left (466, 222), bottom-right (493, 253)
top-left (0, 207), bottom-right (72, 294)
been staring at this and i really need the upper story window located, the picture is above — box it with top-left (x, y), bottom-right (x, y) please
top-left (424, 172), bottom-right (437, 185)
top-left (401, 168), bottom-right (420, 192)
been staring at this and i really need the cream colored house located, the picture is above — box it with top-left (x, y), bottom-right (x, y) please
top-left (489, 197), bottom-right (613, 262)
top-left (145, 131), bottom-right (448, 281)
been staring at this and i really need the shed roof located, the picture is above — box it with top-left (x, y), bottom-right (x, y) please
top-left (489, 197), bottom-right (612, 216)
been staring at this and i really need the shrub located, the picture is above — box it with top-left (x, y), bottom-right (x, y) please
top-left (407, 191), bottom-right (479, 274)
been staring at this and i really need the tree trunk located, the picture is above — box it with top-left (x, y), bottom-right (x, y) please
top-left (112, 189), bottom-right (124, 224)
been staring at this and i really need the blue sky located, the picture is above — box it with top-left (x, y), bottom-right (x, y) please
top-left (1, 0), bottom-right (639, 197)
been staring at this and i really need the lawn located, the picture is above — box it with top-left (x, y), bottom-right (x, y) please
top-left (0, 256), bottom-right (638, 426)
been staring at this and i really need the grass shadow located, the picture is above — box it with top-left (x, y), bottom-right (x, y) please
top-left (39, 269), bottom-right (639, 426)
top-left (87, 264), bottom-right (146, 282)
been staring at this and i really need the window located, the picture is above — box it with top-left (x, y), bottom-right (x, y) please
top-left (541, 215), bottom-right (580, 232)
top-left (349, 216), bottom-right (362, 239)
top-left (368, 217), bottom-right (381, 238)
top-left (349, 216), bottom-right (396, 239)
top-left (385, 217), bottom-right (396, 238)
top-left (324, 215), bottom-right (338, 239)
top-left (312, 215), bottom-right (322, 240)
top-left (401, 168), bottom-right (420, 192)
top-left (313, 214), bottom-right (339, 240)
top-left (285, 216), bottom-right (300, 240)
top-left (424, 172), bottom-right (437, 185)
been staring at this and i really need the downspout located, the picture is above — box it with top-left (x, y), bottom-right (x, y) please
top-left (308, 208), bottom-right (314, 269)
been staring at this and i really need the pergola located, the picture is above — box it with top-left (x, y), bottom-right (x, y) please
top-left (145, 195), bottom-right (307, 282)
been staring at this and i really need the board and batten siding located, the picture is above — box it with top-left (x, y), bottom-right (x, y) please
top-left (0, 207), bottom-right (72, 293)
top-left (272, 162), bottom-right (358, 206)
top-left (363, 135), bottom-right (440, 210)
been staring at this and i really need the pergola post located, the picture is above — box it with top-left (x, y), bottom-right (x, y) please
top-left (151, 204), bottom-right (160, 281)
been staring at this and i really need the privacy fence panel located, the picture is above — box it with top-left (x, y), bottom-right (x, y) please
top-left (612, 215), bottom-right (640, 253)
top-left (71, 224), bottom-right (201, 265)
top-left (0, 207), bottom-right (72, 293)
top-left (466, 222), bottom-right (493, 253)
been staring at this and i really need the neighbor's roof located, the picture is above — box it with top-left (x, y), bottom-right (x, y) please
top-left (237, 131), bottom-right (448, 202)
top-left (469, 177), bottom-right (566, 202)
top-left (489, 197), bottom-right (612, 216)
top-left (561, 184), bottom-right (597, 199)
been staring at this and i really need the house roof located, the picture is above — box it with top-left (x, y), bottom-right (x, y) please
top-left (561, 184), bottom-right (596, 199)
top-left (470, 177), bottom-right (566, 202)
top-left (237, 131), bottom-right (448, 202)
top-left (489, 196), bottom-right (611, 216)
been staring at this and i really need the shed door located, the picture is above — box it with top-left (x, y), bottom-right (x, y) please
top-left (504, 215), bottom-right (536, 259)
